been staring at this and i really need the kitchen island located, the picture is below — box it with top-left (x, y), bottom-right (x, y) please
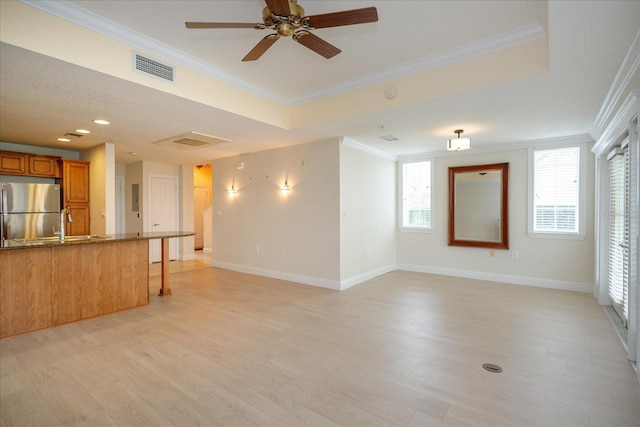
top-left (0, 231), bottom-right (193, 338)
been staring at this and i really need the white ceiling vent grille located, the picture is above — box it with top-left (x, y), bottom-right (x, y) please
top-left (153, 132), bottom-right (230, 150)
top-left (134, 53), bottom-right (175, 82)
top-left (379, 135), bottom-right (399, 141)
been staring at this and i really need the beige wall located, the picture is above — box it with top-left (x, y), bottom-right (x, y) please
top-left (81, 142), bottom-right (115, 235)
top-left (339, 142), bottom-right (396, 288)
top-left (397, 145), bottom-right (595, 290)
top-left (125, 161), bottom-right (143, 234)
top-left (212, 139), bottom-right (341, 288)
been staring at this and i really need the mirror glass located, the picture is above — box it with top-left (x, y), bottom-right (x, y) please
top-left (448, 163), bottom-right (509, 249)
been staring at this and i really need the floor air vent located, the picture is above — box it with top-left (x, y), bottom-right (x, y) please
top-left (134, 53), bottom-right (175, 82)
top-left (153, 132), bottom-right (230, 150)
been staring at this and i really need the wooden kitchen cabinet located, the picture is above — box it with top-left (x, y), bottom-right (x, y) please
top-left (28, 155), bottom-right (60, 177)
top-left (0, 151), bottom-right (26, 175)
top-left (65, 204), bottom-right (90, 236)
top-left (0, 151), bottom-right (61, 177)
top-left (60, 159), bottom-right (90, 235)
top-left (61, 160), bottom-right (90, 203)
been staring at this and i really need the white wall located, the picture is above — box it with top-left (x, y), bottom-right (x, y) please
top-left (212, 139), bottom-right (341, 288)
top-left (397, 146), bottom-right (595, 291)
top-left (339, 141), bottom-right (396, 289)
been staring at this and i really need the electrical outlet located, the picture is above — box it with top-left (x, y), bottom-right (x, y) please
top-left (512, 250), bottom-right (519, 259)
top-left (490, 250), bottom-right (495, 257)
top-left (255, 245), bottom-right (260, 254)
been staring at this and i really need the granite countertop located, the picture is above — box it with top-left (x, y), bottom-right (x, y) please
top-left (0, 231), bottom-right (194, 250)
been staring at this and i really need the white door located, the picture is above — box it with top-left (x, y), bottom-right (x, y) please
top-left (149, 175), bottom-right (179, 262)
top-left (193, 186), bottom-right (208, 250)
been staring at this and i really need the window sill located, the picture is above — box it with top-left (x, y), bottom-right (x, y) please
top-left (527, 231), bottom-right (586, 240)
top-left (399, 226), bottom-right (434, 233)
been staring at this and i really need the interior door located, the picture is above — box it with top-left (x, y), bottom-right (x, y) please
top-left (149, 175), bottom-right (178, 263)
top-left (193, 186), bottom-right (208, 250)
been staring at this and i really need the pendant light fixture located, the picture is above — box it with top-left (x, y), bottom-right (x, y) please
top-left (447, 129), bottom-right (471, 151)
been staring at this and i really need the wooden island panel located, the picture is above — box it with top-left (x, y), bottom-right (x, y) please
top-left (51, 245), bottom-right (84, 325)
top-left (52, 240), bottom-right (149, 324)
top-left (0, 248), bottom-right (53, 337)
top-left (2, 240), bottom-right (149, 338)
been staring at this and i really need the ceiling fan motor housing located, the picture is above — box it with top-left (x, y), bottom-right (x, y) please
top-left (263, 1), bottom-right (305, 36)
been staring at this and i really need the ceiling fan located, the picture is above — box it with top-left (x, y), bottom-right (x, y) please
top-left (185, 0), bottom-right (378, 61)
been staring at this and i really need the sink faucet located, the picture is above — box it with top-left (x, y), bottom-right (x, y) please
top-left (57, 208), bottom-right (72, 242)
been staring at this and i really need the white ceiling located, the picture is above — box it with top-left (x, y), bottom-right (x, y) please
top-left (0, 0), bottom-right (639, 165)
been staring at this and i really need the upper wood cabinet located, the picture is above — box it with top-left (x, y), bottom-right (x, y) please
top-left (61, 160), bottom-right (90, 204)
top-left (0, 150), bottom-right (61, 177)
top-left (0, 151), bottom-right (27, 175)
top-left (60, 159), bottom-right (91, 236)
top-left (28, 155), bottom-right (60, 177)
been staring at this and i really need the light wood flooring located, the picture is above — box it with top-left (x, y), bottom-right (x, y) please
top-left (1, 260), bottom-right (639, 426)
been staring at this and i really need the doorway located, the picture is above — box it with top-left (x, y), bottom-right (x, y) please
top-left (194, 186), bottom-right (209, 250)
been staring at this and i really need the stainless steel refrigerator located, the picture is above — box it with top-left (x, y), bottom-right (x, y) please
top-left (0, 182), bottom-right (61, 241)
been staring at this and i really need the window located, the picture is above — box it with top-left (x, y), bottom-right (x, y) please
top-left (528, 143), bottom-right (586, 238)
top-left (400, 159), bottom-right (433, 230)
top-left (608, 143), bottom-right (629, 324)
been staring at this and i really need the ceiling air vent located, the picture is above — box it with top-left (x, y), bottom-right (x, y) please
top-left (153, 132), bottom-right (230, 150)
top-left (379, 135), bottom-right (399, 141)
top-left (133, 52), bottom-right (175, 83)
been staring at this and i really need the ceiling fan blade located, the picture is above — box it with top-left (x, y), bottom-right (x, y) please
top-left (264, 0), bottom-right (291, 16)
top-left (242, 35), bottom-right (279, 61)
top-left (293, 31), bottom-right (341, 59)
top-left (186, 22), bottom-right (259, 29)
top-left (304, 7), bottom-right (378, 29)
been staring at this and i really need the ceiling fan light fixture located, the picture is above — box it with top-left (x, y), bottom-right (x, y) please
top-left (447, 129), bottom-right (471, 151)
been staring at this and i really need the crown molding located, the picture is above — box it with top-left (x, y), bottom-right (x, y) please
top-left (290, 23), bottom-right (546, 106)
top-left (20, 1), bottom-right (546, 108)
top-left (592, 90), bottom-right (640, 156)
top-left (341, 138), bottom-right (397, 161)
top-left (19, 0), bottom-right (286, 103)
top-left (591, 28), bottom-right (640, 141)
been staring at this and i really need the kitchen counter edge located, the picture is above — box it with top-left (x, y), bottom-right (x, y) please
top-left (0, 232), bottom-right (195, 250)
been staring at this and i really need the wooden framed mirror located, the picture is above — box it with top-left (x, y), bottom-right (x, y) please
top-left (448, 162), bottom-right (509, 249)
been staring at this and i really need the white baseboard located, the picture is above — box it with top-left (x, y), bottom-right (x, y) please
top-left (339, 264), bottom-right (396, 290)
top-left (211, 260), bottom-right (341, 290)
top-left (202, 247), bottom-right (212, 253)
top-left (397, 263), bottom-right (593, 293)
top-left (210, 260), bottom-right (593, 293)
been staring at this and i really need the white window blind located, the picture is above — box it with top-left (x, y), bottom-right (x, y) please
top-left (401, 160), bottom-right (431, 228)
top-left (608, 146), bottom-right (629, 321)
top-left (533, 146), bottom-right (580, 233)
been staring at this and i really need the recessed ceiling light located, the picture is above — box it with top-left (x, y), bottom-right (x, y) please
top-left (57, 137), bottom-right (71, 142)
top-left (129, 152), bottom-right (138, 156)
top-left (75, 129), bottom-right (91, 134)
top-left (93, 119), bottom-right (110, 125)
